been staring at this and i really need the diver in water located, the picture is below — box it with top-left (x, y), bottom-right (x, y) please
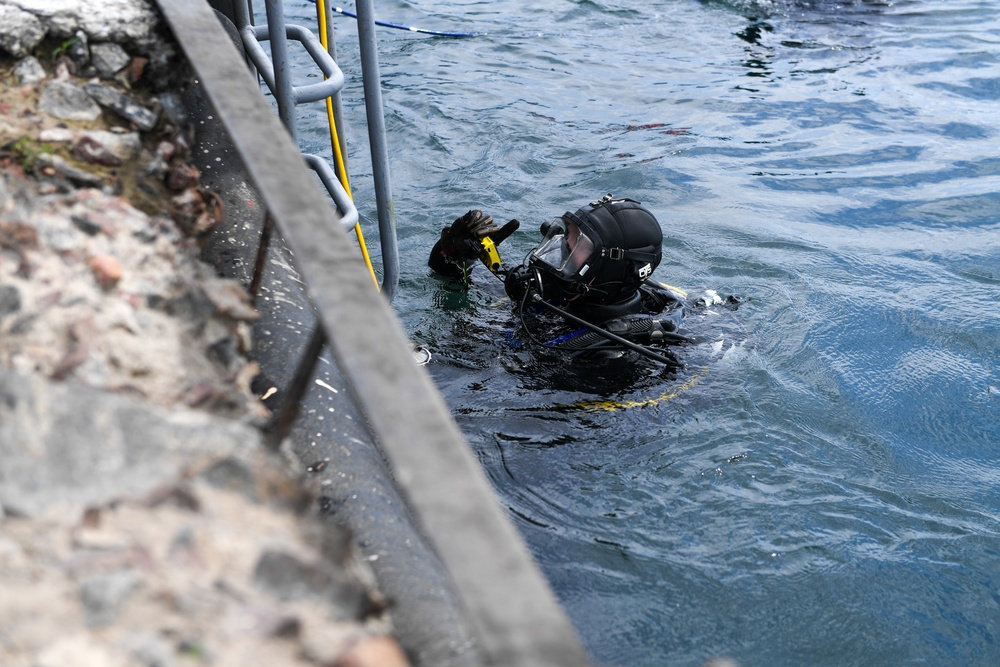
top-left (428, 194), bottom-right (734, 365)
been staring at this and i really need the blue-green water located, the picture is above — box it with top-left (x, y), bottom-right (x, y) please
top-left (284, 0), bottom-right (1000, 664)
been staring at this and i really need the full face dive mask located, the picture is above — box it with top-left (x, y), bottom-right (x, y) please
top-left (528, 195), bottom-right (663, 304)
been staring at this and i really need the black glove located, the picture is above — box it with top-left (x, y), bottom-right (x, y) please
top-left (457, 209), bottom-right (500, 238)
top-left (431, 211), bottom-right (521, 279)
top-left (439, 210), bottom-right (519, 258)
top-left (439, 210), bottom-right (496, 260)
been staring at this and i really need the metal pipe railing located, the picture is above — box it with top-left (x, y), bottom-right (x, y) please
top-left (261, 0), bottom-right (295, 138)
top-left (353, 0), bottom-right (398, 301)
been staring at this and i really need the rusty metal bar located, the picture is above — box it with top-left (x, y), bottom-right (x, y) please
top-left (155, 1), bottom-right (596, 665)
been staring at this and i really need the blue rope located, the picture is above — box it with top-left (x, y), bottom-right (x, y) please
top-left (307, 1), bottom-right (483, 37)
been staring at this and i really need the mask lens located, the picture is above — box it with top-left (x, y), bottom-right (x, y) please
top-left (531, 233), bottom-right (567, 270)
top-left (530, 224), bottom-right (595, 277)
top-left (564, 228), bottom-right (594, 274)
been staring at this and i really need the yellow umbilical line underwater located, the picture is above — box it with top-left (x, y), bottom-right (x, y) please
top-left (316, 0), bottom-right (380, 291)
top-left (565, 370), bottom-right (704, 413)
top-left (569, 282), bottom-right (699, 412)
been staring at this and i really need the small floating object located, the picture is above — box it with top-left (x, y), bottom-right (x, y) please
top-left (411, 344), bottom-right (431, 366)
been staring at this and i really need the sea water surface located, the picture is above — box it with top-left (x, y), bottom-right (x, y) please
top-left (282, 0), bottom-right (1000, 664)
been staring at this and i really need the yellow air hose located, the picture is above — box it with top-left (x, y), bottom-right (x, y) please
top-left (569, 371), bottom-right (703, 412)
top-left (316, 0), bottom-right (380, 290)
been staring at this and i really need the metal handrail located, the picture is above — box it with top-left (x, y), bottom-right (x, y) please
top-left (243, 23), bottom-right (345, 105)
top-left (304, 153), bottom-right (359, 229)
top-left (352, 0), bottom-right (398, 302)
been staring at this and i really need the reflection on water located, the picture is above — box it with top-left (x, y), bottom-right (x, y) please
top-left (284, 0), bottom-right (1000, 664)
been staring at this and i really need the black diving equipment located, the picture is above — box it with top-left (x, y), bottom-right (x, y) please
top-left (428, 211), bottom-right (519, 279)
top-left (527, 292), bottom-right (680, 365)
top-left (429, 194), bottom-right (703, 366)
top-left (526, 195), bottom-right (663, 305)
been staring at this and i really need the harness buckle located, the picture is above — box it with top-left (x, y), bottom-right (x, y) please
top-left (589, 193), bottom-right (615, 207)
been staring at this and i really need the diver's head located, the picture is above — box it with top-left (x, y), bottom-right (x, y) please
top-left (528, 194), bottom-right (663, 304)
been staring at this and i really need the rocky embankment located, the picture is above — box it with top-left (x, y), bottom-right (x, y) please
top-left (0, 2), bottom-right (407, 665)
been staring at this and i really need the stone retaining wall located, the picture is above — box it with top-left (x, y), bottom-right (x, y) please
top-left (0, 2), bottom-right (409, 665)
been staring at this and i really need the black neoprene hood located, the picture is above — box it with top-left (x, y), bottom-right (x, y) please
top-left (562, 197), bottom-right (663, 303)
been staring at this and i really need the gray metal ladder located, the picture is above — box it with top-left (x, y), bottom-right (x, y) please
top-left (230, 0), bottom-right (398, 301)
